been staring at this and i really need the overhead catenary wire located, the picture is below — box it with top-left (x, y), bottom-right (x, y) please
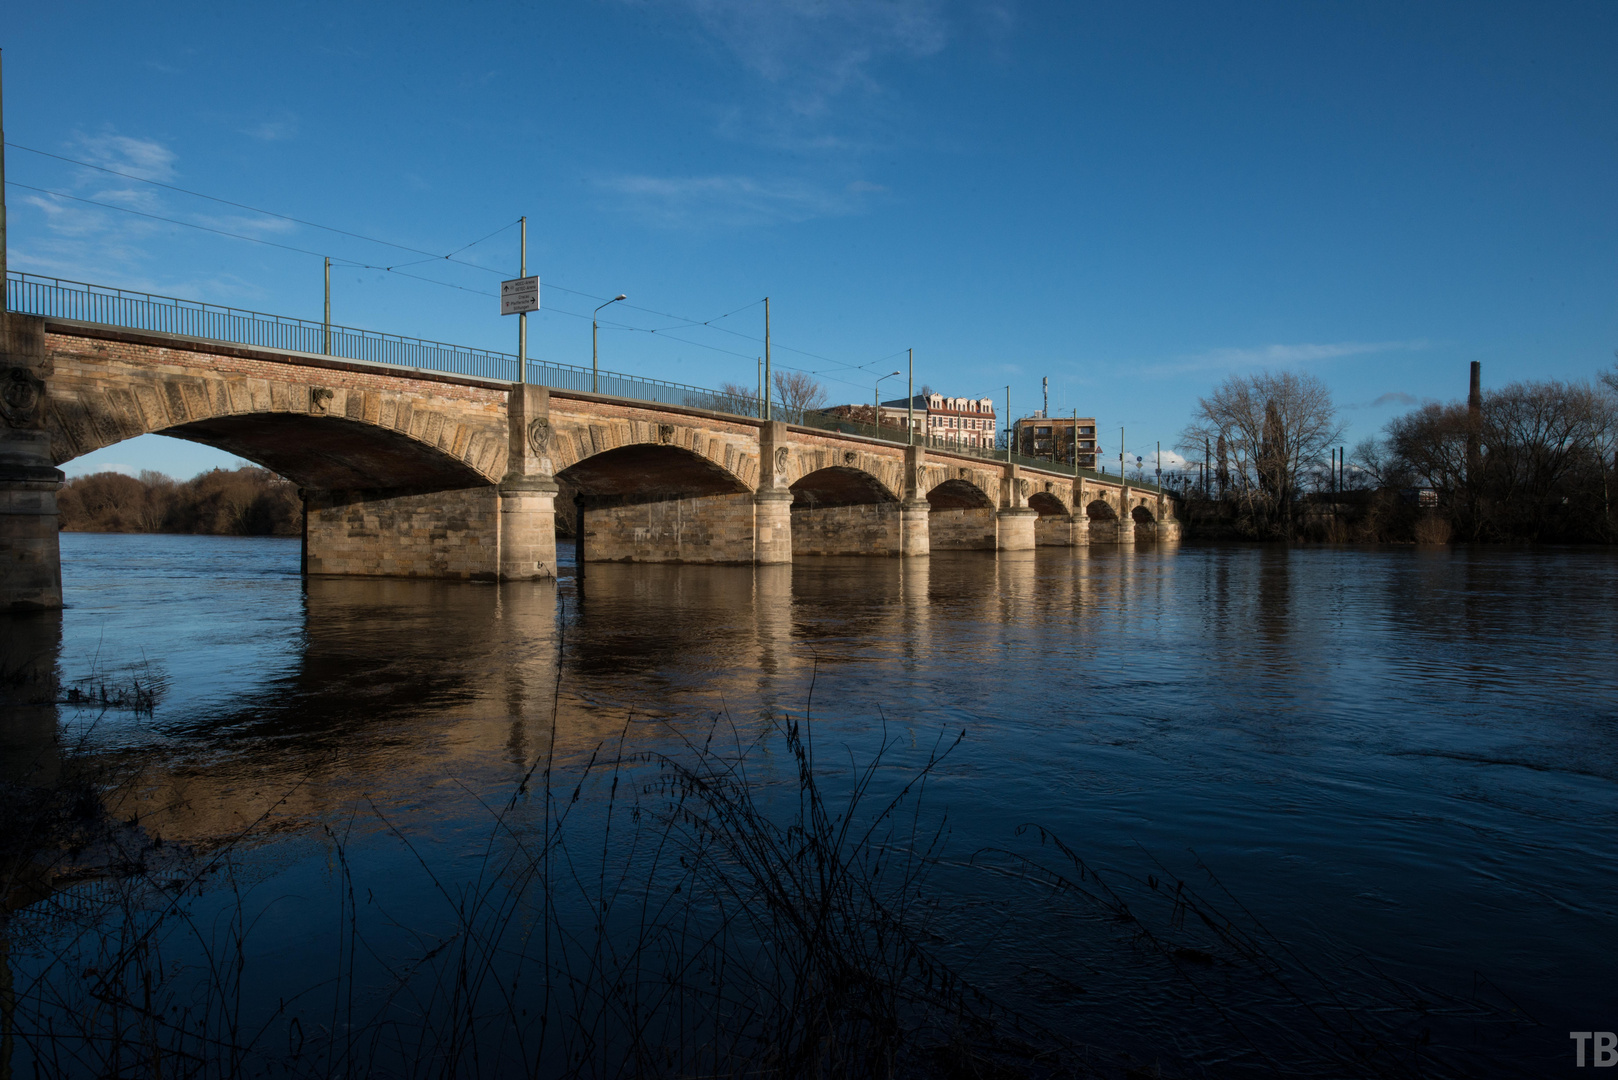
top-left (5, 165), bottom-right (904, 389)
top-left (9, 145), bottom-right (887, 372)
top-left (5, 141), bottom-right (518, 268)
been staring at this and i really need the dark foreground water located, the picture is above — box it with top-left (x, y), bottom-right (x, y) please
top-left (5, 533), bottom-right (1617, 1077)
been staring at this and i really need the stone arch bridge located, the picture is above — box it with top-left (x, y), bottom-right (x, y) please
top-left (1, 311), bottom-right (1178, 609)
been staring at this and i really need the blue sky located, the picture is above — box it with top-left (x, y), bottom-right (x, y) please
top-left (5, 1), bottom-right (1616, 478)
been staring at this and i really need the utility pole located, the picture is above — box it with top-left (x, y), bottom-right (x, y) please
top-left (1156, 441), bottom-right (1161, 488)
top-left (906, 348), bottom-right (914, 446)
top-left (757, 357), bottom-right (763, 418)
top-left (1120, 426), bottom-right (1130, 528)
top-left (1004, 386), bottom-right (1011, 463)
top-left (763, 297), bottom-right (771, 422)
top-left (1, 49), bottom-right (8, 312)
top-left (1042, 376), bottom-right (1048, 419)
top-left (517, 216), bottom-right (527, 385)
top-left (323, 257), bottom-right (331, 355)
top-left (1074, 408), bottom-right (1079, 476)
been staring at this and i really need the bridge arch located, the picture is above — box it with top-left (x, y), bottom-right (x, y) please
top-left (922, 475), bottom-right (995, 510)
top-left (1131, 503), bottom-right (1156, 524)
top-left (1086, 499), bottom-right (1118, 521)
top-left (1027, 490), bottom-right (1070, 517)
top-left (788, 465), bottom-right (902, 556)
top-left (926, 478), bottom-right (998, 551)
top-left (789, 465), bottom-right (899, 509)
top-left (549, 416), bottom-right (757, 496)
top-left (557, 442), bottom-right (751, 505)
top-left (46, 372), bottom-right (507, 490)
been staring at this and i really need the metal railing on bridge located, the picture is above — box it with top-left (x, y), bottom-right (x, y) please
top-left (6, 272), bottom-right (1164, 494)
top-left (5, 272), bottom-right (748, 412)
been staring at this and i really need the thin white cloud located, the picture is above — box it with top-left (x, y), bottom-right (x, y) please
top-left (598, 172), bottom-right (874, 228)
top-left (1143, 339), bottom-right (1429, 377)
top-left (1350, 391), bottom-right (1420, 410)
top-left (62, 461), bottom-right (137, 478)
top-left (242, 115), bottom-right (299, 142)
top-left (640, 0), bottom-right (953, 152)
top-left (678, 0), bottom-right (947, 103)
top-left (72, 133), bottom-right (177, 182)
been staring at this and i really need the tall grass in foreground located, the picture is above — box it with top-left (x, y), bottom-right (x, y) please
top-left (2, 654), bottom-right (1536, 1078)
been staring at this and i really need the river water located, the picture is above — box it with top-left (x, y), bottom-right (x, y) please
top-left (7, 532), bottom-right (1617, 1077)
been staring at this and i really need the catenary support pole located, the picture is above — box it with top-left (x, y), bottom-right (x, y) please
top-left (323, 257), bottom-right (331, 355)
top-left (1, 49), bottom-right (7, 307)
top-left (763, 297), bottom-right (771, 421)
top-left (1005, 386), bottom-right (1011, 462)
top-left (517, 216), bottom-right (527, 385)
top-left (907, 349), bottom-right (914, 445)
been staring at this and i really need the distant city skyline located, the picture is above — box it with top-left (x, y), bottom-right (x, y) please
top-left (5, 2), bottom-right (1615, 479)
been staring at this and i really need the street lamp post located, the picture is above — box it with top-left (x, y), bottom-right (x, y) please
top-left (906, 348), bottom-right (915, 445)
top-left (874, 370), bottom-right (901, 434)
top-left (592, 294), bottom-right (627, 394)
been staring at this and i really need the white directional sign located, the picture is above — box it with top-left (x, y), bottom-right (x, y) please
top-left (500, 276), bottom-right (540, 315)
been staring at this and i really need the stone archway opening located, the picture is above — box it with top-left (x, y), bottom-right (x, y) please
top-left (789, 466), bottom-right (900, 556)
top-left (1027, 491), bottom-right (1068, 517)
top-left (927, 477), bottom-right (997, 551)
top-left (1028, 490), bottom-right (1074, 547)
top-left (558, 444), bottom-right (754, 564)
top-left (1086, 499), bottom-right (1118, 521)
top-left (1131, 503), bottom-right (1156, 523)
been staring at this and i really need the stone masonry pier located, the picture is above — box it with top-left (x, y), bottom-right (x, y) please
top-left (1, 312), bottom-right (1179, 608)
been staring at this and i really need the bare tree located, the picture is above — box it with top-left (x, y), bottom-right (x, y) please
top-left (772, 370), bottom-right (828, 423)
top-left (1361, 374), bottom-right (1617, 541)
top-left (1180, 370), bottom-right (1343, 537)
top-left (683, 381), bottom-right (762, 417)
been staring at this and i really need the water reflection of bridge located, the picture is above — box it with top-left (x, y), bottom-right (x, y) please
top-left (1, 549), bottom-right (1157, 845)
top-left (2, 281), bottom-right (1179, 609)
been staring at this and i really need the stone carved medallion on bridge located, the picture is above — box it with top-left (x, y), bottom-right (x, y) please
top-left (309, 387), bottom-right (334, 414)
top-left (775, 447), bottom-right (790, 474)
top-left (958, 468), bottom-right (971, 479)
top-left (843, 451), bottom-right (857, 466)
top-left (1044, 481), bottom-right (1053, 493)
top-left (1018, 479), bottom-right (1030, 496)
top-left (526, 418), bottom-right (552, 454)
top-left (0, 367), bottom-right (45, 428)
top-left (658, 424), bottom-right (674, 444)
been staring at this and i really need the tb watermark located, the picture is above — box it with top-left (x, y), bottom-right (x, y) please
top-left (1571, 1032), bottom-right (1618, 1068)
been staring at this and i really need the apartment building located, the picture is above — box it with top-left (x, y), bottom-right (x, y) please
top-left (826, 393), bottom-right (999, 448)
top-left (1011, 413), bottom-right (1098, 468)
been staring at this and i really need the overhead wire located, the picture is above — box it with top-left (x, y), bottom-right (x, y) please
top-left (6, 157), bottom-right (905, 388)
top-left (11, 143), bottom-right (893, 373)
top-left (5, 141), bottom-right (519, 268)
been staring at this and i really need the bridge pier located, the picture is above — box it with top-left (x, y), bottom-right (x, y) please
top-left (499, 477), bottom-right (560, 578)
top-left (996, 508), bottom-right (1037, 550)
top-left (499, 384), bottom-right (559, 580)
top-left (1, 315), bottom-right (63, 610)
top-left (755, 421), bottom-right (794, 563)
top-left (900, 498), bottom-right (930, 556)
top-left (754, 489), bottom-right (794, 563)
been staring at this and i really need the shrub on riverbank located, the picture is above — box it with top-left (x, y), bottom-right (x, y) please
top-left (57, 468), bottom-right (301, 537)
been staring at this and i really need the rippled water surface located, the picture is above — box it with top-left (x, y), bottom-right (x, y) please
top-left (13, 533), bottom-right (1618, 1075)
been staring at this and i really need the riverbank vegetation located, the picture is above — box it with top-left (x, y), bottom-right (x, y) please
top-left (1178, 364), bottom-right (1618, 543)
top-left (57, 467), bottom-right (301, 537)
